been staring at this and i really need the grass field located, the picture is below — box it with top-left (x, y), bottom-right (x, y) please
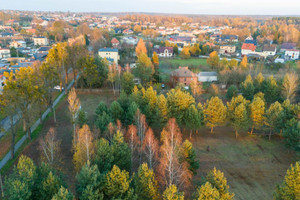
top-left (5, 92), bottom-right (299, 199)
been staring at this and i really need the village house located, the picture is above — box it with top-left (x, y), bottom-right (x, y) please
top-left (263, 44), bottom-right (277, 56)
top-left (197, 72), bottom-right (218, 82)
top-left (171, 66), bottom-right (197, 86)
top-left (153, 47), bottom-right (173, 57)
top-left (33, 36), bottom-right (49, 46)
top-left (241, 43), bottom-right (256, 56)
top-left (0, 32), bottom-right (13, 38)
top-left (168, 36), bottom-right (196, 47)
top-left (98, 48), bottom-right (120, 65)
top-left (0, 48), bottom-right (11, 59)
top-left (281, 43), bottom-right (297, 52)
top-left (111, 38), bottom-right (120, 48)
top-left (123, 29), bottom-right (134, 35)
top-left (219, 45), bottom-right (236, 55)
top-left (244, 36), bottom-right (257, 46)
top-left (10, 40), bottom-right (26, 48)
top-left (285, 49), bottom-right (299, 60)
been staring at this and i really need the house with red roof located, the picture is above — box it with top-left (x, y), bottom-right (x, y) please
top-left (111, 38), bottom-right (120, 48)
top-left (241, 43), bottom-right (256, 56)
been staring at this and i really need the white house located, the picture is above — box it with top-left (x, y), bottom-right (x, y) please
top-left (10, 40), bottom-right (27, 48)
top-left (0, 48), bottom-right (11, 59)
top-left (153, 47), bottom-right (173, 57)
top-left (263, 44), bottom-right (277, 56)
top-left (33, 36), bottom-right (49, 46)
top-left (285, 49), bottom-right (299, 60)
top-left (197, 72), bottom-right (218, 82)
top-left (98, 48), bottom-right (120, 65)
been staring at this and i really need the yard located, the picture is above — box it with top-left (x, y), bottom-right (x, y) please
top-left (4, 91), bottom-right (299, 199)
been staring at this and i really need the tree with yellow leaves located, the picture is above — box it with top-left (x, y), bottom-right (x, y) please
top-left (68, 88), bottom-right (81, 141)
top-left (135, 53), bottom-right (154, 84)
top-left (207, 51), bottom-right (219, 69)
top-left (158, 94), bottom-right (168, 121)
top-left (204, 96), bottom-right (227, 133)
top-left (190, 81), bottom-right (203, 101)
top-left (179, 47), bottom-right (191, 59)
top-left (282, 72), bottom-right (299, 103)
top-left (193, 182), bottom-right (220, 200)
top-left (240, 56), bottom-right (248, 69)
top-left (152, 51), bottom-right (159, 68)
top-left (136, 38), bottom-right (147, 57)
top-left (73, 124), bottom-right (94, 171)
top-left (249, 96), bottom-right (265, 134)
top-left (265, 101), bottom-right (283, 140)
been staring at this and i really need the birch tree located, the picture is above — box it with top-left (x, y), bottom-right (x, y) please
top-left (68, 87), bottom-right (81, 142)
top-left (142, 128), bottom-right (159, 169)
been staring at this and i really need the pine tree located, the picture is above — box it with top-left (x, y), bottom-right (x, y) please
top-left (162, 184), bottom-right (184, 200)
top-left (203, 96), bottom-right (227, 133)
top-left (110, 101), bottom-right (124, 122)
top-left (194, 182), bottom-right (220, 200)
top-left (180, 140), bottom-right (199, 175)
top-left (274, 162), bottom-right (300, 200)
top-left (134, 163), bottom-right (160, 200)
top-left (183, 105), bottom-right (202, 138)
top-left (206, 168), bottom-right (234, 200)
top-left (241, 75), bottom-right (255, 100)
top-left (254, 72), bottom-right (265, 93)
top-left (265, 101), bottom-right (283, 140)
top-left (52, 186), bottom-right (74, 200)
top-left (263, 75), bottom-right (281, 104)
top-left (121, 71), bottom-right (135, 95)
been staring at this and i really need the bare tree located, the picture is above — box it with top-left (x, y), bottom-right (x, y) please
top-left (68, 87), bottom-right (81, 142)
top-left (282, 72), bottom-right (299, 102)
top-left (142, 128), bottom-right (159, 169)
top-left (39, 128), bottom-right (62, 169)
top-left (158, 118), bottom-right (192, 190)
top-left (135, 109), bottom-right (147, 164)
top-left (125, 125), bottom-right (140, 173)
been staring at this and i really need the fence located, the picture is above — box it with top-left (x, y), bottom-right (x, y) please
top-left (0, 78), bottom-right (75, 170)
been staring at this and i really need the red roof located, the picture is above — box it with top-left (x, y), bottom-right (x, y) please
top-left (242, 43), bottom-right (256, 51)
top-left (111, 38), bottom-right (119, 44)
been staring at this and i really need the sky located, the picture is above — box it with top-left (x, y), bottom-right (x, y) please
top-left (2, 0), bottom-right (300, 15)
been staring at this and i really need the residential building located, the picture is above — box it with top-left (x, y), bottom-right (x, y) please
top-left (10, 40), bottom-right (26, 48)
top-left (263, 44), bottom-right (277, 56)
top-left (153, 47), bottom-right (173, 57)
top-left (0, 48), bottom-right (11, 59)
top-left (111, 38), bottom-right (120, 48)
top-left (168, 36), bottom-right (196, 47)
top-left (245, 36), bottom-right (257, 46)
top-left (241, 43), bottom-right (256, 56)
top-left (0, 32), bottom-right (13, 38)
top-left (219, 45), bottom-right (236, 54)
top-left (197, 72), bottom-right (218, 82)
top-left (123, 29), bottom-right (134, 35)
top-left (33, 36), bottom-right (49, 46)
top-left (98, 48), bottom-right (119, 65)
top-left (171, 66), bottom-right (197, 86)
top-left (281, 43), bottom-right (296, 52)
top-left (285, 49), bottom-right (299, 60)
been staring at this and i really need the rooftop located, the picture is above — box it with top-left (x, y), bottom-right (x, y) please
top-left (98, 48), bottom-right (118, 52)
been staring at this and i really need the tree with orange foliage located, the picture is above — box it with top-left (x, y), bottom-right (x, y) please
top-left (135, 109), bottom-right (148, 164)
top-left (125, 125), bottom-right (140, 172)
top-left (142, 128), bottom-right (159, 169)
top-left (73, 124), bottom-right (95, 171)
top-left (136, 38), bottom-right (147, 57)
top-left (158, 118), bottom-right (192, 190)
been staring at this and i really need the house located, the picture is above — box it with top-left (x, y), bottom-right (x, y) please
top-left (171, 66), bottom-right (197, 86)
top-left (219, 45), bottom-right (236, 55)
top-left (123, 29), bottom-right (134, 35)
top-left (153, 47), bottom-right (173, 57)
top-left (98, 48), bottom-right (120, 65)
top-left (211, 34), bottom-right (238, 43)
top-left (263, 44), bottom-right (277, 56)
top-left (37, 46), bottom-right (51, 54)
top-left (285, 49), bottom-right (299, 60)
top-left (33, 36), bottom-right (49, 46)
top-left (168, 36), bottom-right (196, 47)
top-left (245, 36), bottom-right (257, 46)
top-left (0, 48), bottom-right (11, 59)
top-left (241, 43), bottom-right (256, 56)
top-left (0, 32), bottom-right (13, 38)
top-left (111, 38), bottom-right (120, 48)
top-left (281, 43), bottom-right (296, 52)
top-left (10, 40), bottom-right (26, 48)
top-left (197, 72), bottom-right (218, 82)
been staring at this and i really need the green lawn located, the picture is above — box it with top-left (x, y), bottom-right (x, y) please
top-left (164, 58), bottom-right (209, 67)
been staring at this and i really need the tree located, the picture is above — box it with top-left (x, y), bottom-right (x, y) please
top-left (134, 53), bottom-right (154, 84)
top-left (274, 162), bottom-right (300, 200)
top-left (282, 119), bottom-right (300, 151)
top-left (265, 101), bottom-right (283, 140)
top-left (254, 72), bottom-right (265, 93)
top-left (95, 111), bottom-right (112, 134)
top-left (136, 38), bottom-right (147, 57)
top-left (158, 118), bottom-right (192, 189)
top-left (282, 72), bottom-right (299, 103)
top-left (190, 81), bottom-right (203, 101)
top-left (142, 128), bottom-right (159, 169)
top-left (189, 44), bottom-right (201, 57)
top-left (203, 96), bottom-right (227, 133)
top-left (40, 171), bottom-right (64, 200)
top-left (173, 44), bottom-right (179, 55)
top-left (121, 71), bottom-right (135, 95)
top-left (227, 95), bottom-right (249, 138)
top-left (228, 59), bottom-right (238, 69)
top-left (240, 56), bottom-right (248, 69)
top-left (52, 186), bottom-right (74, 200)
top-left (207, 51), bottom-right (219, 69)
top-left (39, 128), bottom-right (62, 169)
top-left (183, 105), bottom-right (202, 138)
top-left (158, 94), bottom-right (168, 122)
top-left (180, 140), bottom-right (199, 175)
top-left (94, 138), bottom-right (114, 172)
top-left (104, 165), bottom-right (136, 199)
top-left (241, 75), bottom-right (255, 100)
top-left (73, 125), bottom-right (95, 171)
top-left (162, 184), bottom-right (184, 200)
top-left (134, 25), bottom-right (142, 33)
top-left (249, 96), bottom-right (265, 134)
top-left (263, 76), bottom-right (281, 104)
top-left (107, 63), bottom-right (119, 95)
top-left (193, 182), bottom-right (220, 200)
top-left (109, 101), bottom-right (124, 122)
top-left (134, 163), bottom-right (160, 200)
top-left (68, 87), bottom-right (81, 141)
top-left (179, 47), bottom-right (190, 59)
top-left (125, 125), bottom-right (140, 172)
top-left (226, 85), bottom-right (238, 100)
top-left (77, 109), bottom-right (88, 128)
top-left (152, 51), bottom-right (159, 67)
top-left (206, 168), bottom-right (234, 200)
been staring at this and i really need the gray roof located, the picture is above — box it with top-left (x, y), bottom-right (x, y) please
top-left (198, 72), bottom-right (217, 76)
top-left (98, 48), bottom-right (118, 52)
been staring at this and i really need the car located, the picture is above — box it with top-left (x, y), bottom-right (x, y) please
top-left (161, 84), bottom-right (165, 88)
top-left (53, 85), bottom-right (64, 90)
